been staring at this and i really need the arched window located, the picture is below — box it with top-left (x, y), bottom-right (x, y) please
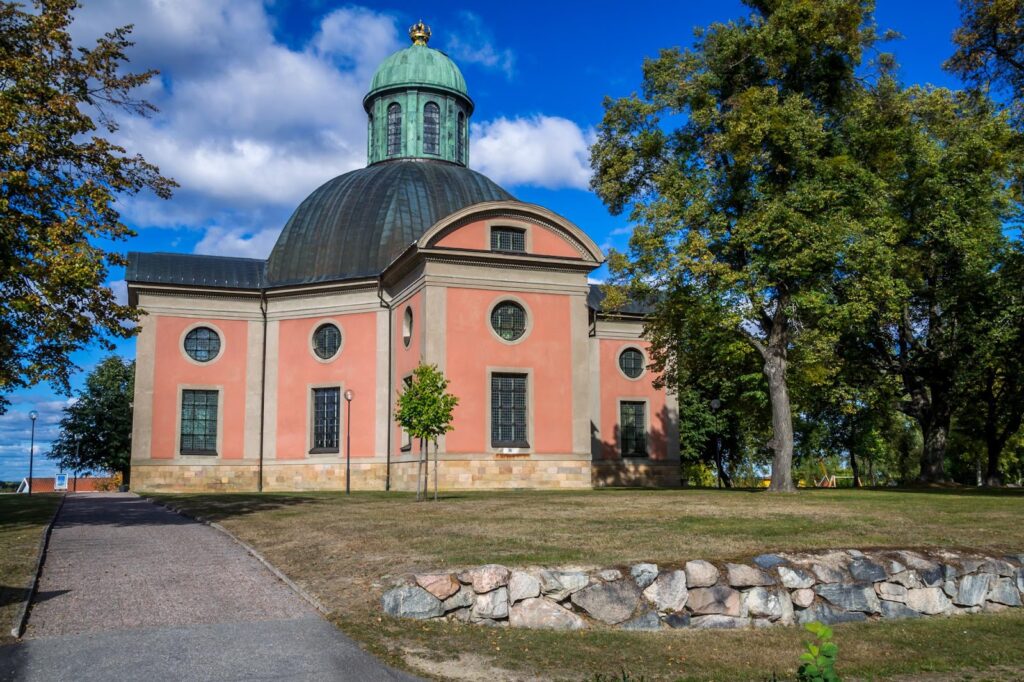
top-left (423, 102), bottom-right (440, 155)
top-left (456, 111), bottom-right (466, 163)
top-left (368, 113), bottom-right (374, 154)
top-left (387, 103), bottom-right (402, 156)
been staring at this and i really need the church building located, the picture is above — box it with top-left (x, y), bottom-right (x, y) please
top-left (126, 22), bottom-right (680, 492)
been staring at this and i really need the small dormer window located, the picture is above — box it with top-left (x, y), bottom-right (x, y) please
top-left (423, 102), bottom-right (440, 155)
top-left (491, 227), bottom-right (525, 253)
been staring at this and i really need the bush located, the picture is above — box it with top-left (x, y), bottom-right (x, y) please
top-left (797, 621), bottom-right (840, 682)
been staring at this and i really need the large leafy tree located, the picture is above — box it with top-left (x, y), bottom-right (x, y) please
top-left (947, 0), bottom-right (1024, 98)
top-left (48, 356), bottom-right (134, 483)
top-left (590, 0), bottom-right (887, 491)
top-left (0, 0), bottom-right (175, 412)
top-left (846, 81), bottom-right (1023, 482)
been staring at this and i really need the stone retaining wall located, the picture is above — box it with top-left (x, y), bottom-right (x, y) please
top-left (381, 549), bottom-right (1024, 630)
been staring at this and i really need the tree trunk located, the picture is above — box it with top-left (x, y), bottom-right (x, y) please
top-left (982, 373), bottom-right (1007, 487)
top-left (121, 464), bottom-right (131, 486)
top-left (764, 350), bottom-right (796, 492)
top-left (416, 438), bottom-right (424, 501)
top-left (849, 449), bottom-right (860, 488)
top-left (433, 438), bottom-right (438, 502)
top-left (916, 403), bottom-right (950, 484)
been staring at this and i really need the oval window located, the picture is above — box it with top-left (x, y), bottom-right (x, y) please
top-left (403, 307), bottom-right (413, 348)
top-left (312, 323), bottom-right (342, 360)
top-left (619, 348), bottom-right (645, 379)
top-left (490, 301), bottom-right (527, 342)
top-left (183, 326), bottom-right (221, 362)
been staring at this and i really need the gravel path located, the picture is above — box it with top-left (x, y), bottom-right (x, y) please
top-left (0, 493), bottom-right (417, 681)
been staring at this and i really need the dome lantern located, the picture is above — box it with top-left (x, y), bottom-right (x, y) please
top-left (363, 22), bottom-right (472, 166)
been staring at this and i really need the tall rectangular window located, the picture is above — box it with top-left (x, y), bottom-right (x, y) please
top-left (490, 227), bottom-right (526, 253)
top-left (312, 387), bottom-right (340, 452)
top-left (181, 389), bottom-right (218, 455)
top-left (620, 401), bottom-right (647, 457)
top-left (491, 373), bottom-right (528, 447)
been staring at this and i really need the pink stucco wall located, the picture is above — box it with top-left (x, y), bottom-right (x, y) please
top-left (445, 289), bottom-right (574, 454)
top-left (598, 340), bottom-right (669, 461)
top-left (150, 317), bottom-right (248, 459)
top-left (393, 290), bottom-right (423, 456)
top-left (434, 220), bottom-right (582, 259)
top-left (274, 313), bottom-right (377, 459)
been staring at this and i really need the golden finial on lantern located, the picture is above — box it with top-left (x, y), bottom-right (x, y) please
top-left (409, 20), bottom-right (431, 45)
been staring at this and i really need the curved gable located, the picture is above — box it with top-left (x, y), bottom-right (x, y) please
top-left (420, 201), bottom-right (604, 263)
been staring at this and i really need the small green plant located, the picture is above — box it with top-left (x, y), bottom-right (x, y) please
top-left (797, 621), bottom-right (840, 682)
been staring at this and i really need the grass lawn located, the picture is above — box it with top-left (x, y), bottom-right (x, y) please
top-left (0, 494), bottom-right (61, 644)
top-left (151, 487), bottom-right (1024, 681)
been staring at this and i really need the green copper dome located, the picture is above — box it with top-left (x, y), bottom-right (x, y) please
top-left (366, 44), bottom-right (469, 103)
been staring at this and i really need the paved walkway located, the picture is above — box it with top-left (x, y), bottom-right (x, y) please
top-left (0, 494), bottom-right (416, 681)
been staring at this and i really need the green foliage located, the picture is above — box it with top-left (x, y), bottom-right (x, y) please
top-left (394, 363), bottom-right (459, 443)
top-left (47, 356), bottom-right (134, 482)
top-left (797, 622), bottom-right (841, 682)
top-left (0, 0), bottom-right (176, 412)
top-left (947, 0), bottom-right (1024, 99)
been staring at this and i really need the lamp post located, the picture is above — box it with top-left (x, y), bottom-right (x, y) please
top-left (344, 389), bottom-right (354, 495)
top-left (709, 399), bottom-right (721, 489)
top-left (28, 410), bottom-right (38, 495)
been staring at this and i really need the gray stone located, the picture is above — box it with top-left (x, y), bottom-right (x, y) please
top-left (847, 549), bottom-right (866, 558)
top-left (642, 570), bottom-right (688, 612)
top-left (815, 583), bottom-right (881, 614)
top-left (447, 607), bottom-right (471, 622)
top-left (461, 564), bottom-right (511, 593)
top-left (890, 571), bottom-right (924, 589)
top-left (509, 597), bottom-right (587, 630)
top-left (665, 612), bottom-right (691, 628)
top-left (875, 582), bottom-right (908, 603)
top-left (849, 559), bottom-right (887, 583)
top-left (941, 580), bottom-right (957, 599)
top-left (958, 558), bottom-right (985, 574)
top-left (571, 580), bottom-right (641, 624)
top-left (508, 571), bottom-right (540, 604)
top-left (599, 569), bottom-right (623, 582)
top-left (415, 572), bottom-right (460, 600)
top-left (539, 570), bottom-right (589, 601)
top-left (986, 577), bottom-right (1023, 606)
top-left (688, 586), bottom-right (742, 616)
top-left (470, 586), bottom-right (509, 620)
top-left (691, 615), bottom-right (749, 630)
top-left (981, 559), bottom-right (1016, 577)
top-left (754, 554), bottom-right (787, 570)
top-left (905, 587), bottom-right (953, 615)
top-left (620, 611), bottom-right (661, 631)
top-left (955, 574), bottom-right (992, 607)
top-left (744, 587), bottom-right (786, 621)
top-left (811, 563), bottom-right (846, 584)
top-left (726, 563), bottom-right (775, 587)
top-left (778, 590), bottom-right (795, 625)
top-left (630, 563), bottom-right (659, 589)
top-left (1017, 568), bottom-right (1024, 594)
top-left (779, 566), bottom-right (816, 590)
top-left (879, 557), bottom-right (906, 575)
top-left (382, 585), bottom-right (444, 620)
top-left (983, 601), bottom-right (1010, 614)
top-left (797, 602), bottom-right (867, 626)
top-left (879, 600), bottom-right (922, 620)
top-left (919, 566), bottom-right (945, 587)
top-left (942, 564), bottom-right (959, 581)
top-left (442, 585), bottom-right (475, 611)
top-left (684, 560), bottom-right (719, 588)
top-left (791, 588), bottom-right (815, 608)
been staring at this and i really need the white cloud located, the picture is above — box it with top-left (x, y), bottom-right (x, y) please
top-left (444, 11), bottom-right (515, 78)
top-left (194, 226), bottom-right (282, 260)
top-left (471, 115), bottom-right (595, 190)
top-left (108, 280), bottom-right (128, 306)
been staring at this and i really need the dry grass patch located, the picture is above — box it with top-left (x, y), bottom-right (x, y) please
top-left (153, 487), bottom-right (1024, 680)
top-left (0, 494), bottom-right (61, 643)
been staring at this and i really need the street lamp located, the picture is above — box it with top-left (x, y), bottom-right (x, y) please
top-left (344, 389), bottom-right (354, 495)
top-left (28, 410), bottom-right (38, 495)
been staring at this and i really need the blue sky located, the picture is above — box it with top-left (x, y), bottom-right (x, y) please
top-left (0, 0), bottom-right (968, 481)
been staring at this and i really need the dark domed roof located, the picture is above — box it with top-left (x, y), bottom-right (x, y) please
top-left (266, 159), bottom-right (514, 285)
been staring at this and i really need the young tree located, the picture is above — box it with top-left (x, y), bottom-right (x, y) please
top-left (590, 0), bottom-right (887, 491)
top-left (394, 363), bottom-right (459, 501)
top-left (0, 1), bottom-right (175, 412)
top-left (48, 356), bottom-right (134, 483)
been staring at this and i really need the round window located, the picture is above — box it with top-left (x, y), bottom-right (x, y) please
top-left (183, 326), bottom-right (221, 362)
top-left (403, 306), bottom-right (413, 348)
top-left (312, 323), bottom-right (342, 360)
top-left (490, 301), bottom-right (527, 342)
top-left (619, 348), bottom-right (644, 379)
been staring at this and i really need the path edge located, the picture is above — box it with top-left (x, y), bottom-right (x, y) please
top-left (142, 495), bottom-right (330, 616)
top-left (10, 494), bottom-right (66, 639)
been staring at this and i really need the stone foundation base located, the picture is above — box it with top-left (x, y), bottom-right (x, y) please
top-left (593, 459), bottom-right (680, 487)
top-left (132, 456), bottom-right (675, 492)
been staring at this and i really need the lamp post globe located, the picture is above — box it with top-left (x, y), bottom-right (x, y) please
top-left (28, 410), bottom-right (39, 495)
top-left (343, 390), bottom-right (354, 494)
